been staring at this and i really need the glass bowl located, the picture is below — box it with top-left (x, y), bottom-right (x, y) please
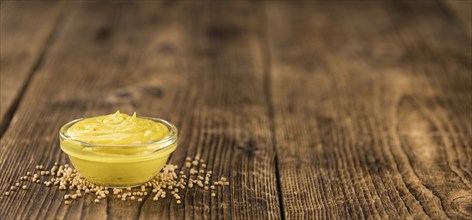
top-left (59, 117), bottom-right (178, 187)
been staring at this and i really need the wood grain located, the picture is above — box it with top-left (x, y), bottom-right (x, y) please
top-left (0, 1), bottom-right (64, 135)
top-left (1, 1), bottom-right (471, 219)
top-left (443, 0), bottom-right (472, 37)
top-left (0, 1), bottom-right (281, 219)
top-left (266, 1), bottom-right (471, 219)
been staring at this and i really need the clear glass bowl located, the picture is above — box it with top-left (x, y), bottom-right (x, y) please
top-left (59, 117), bottom-right (178, 187)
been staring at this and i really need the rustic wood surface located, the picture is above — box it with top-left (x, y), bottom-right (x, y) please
top-left (266, 1), bottom-right (471, 219)
top-left (0, 1), bottom-right (470, 219)
top-left (0, 1), bottom-right (64, 134)
top-left (443, 0), bottom-right (472, 38)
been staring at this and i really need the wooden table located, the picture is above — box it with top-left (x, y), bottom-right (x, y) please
top-left (1, 1), bottom-right (471, 219)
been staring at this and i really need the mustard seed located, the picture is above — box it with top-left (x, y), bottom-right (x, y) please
top-left (4, 157), bottom-right (229, 208)
top-left (197, 181), bottom-right (204, 188)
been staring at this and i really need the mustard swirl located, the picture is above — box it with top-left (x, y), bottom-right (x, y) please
top-left (66, 111), bottom-right (169, 145)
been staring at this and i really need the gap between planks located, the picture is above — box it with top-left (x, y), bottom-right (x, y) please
top-left (0, 3), bottom-right (68, 139)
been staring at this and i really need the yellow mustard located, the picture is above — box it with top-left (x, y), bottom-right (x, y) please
top-left (59, 111), bottom-right (178, 187)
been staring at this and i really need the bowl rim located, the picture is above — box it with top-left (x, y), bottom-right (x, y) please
top-left (59, 116), bottom-right (178, 148)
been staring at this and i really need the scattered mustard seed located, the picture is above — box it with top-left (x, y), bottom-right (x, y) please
top-left (2, 154), bottom-right (229, 206)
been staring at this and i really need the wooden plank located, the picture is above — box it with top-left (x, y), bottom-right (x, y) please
top-left (0, 1), bottom-right (64, 135)
top-left (266, 1), bottom-right (471, 219)
top-left (0, 1), bottom-right (281, 219)
top-left (443, 0), bottom-right (472, 37)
